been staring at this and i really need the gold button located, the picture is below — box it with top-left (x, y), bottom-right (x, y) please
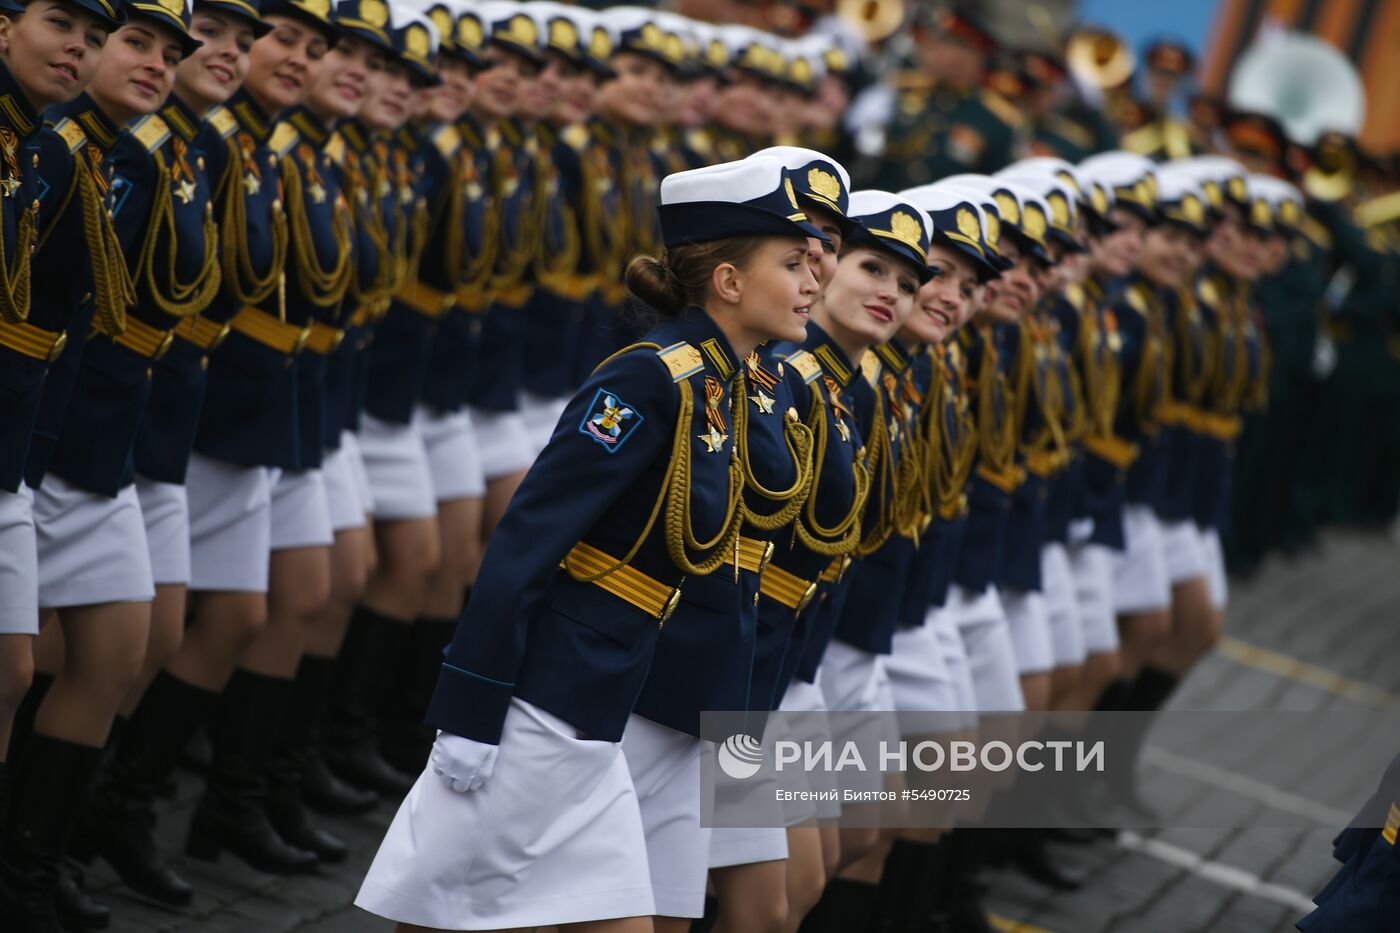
top-left (46, 332), bottom-right (68, 362)
top-left (200, 356), bottom-right (209, 370)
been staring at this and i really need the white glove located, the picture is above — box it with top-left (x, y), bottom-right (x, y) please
top-left (430, 731), bottom-right (499, 793)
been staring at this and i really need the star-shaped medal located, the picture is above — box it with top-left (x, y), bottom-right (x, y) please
top-left (242, 172), bottom-right (260, 196)
top-left (0, 175), bottom-right (19, 198)
top-left (698, 426), bottom-right (728, 453)
top-left (308, 181), bottom-right (327, 204)
top-left (749, 389), bottom-right (775, 414)
top-left (175, 179), bottom-right (196, 205)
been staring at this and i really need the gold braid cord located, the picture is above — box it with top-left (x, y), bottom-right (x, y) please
top-left (854, 391), bottom-right (896, 557)
top-left (793, 381), bottom-right (871, 556)
top-left (219, 134), bottom-right (287, 306)
top-left (922, 347), bottom-right (978, 520)
top-left (281, 148), bottom-right (351, 309)
top-left (344, 150), bottom-right (396, 315)
top-left (976, 329), bottom-right (1017, 475)
top-left (79, 145), bottom-right (135, 334)
top-left (563, 345), bottom-right (746, 585)
top-left (0, 195), bottom-right (36, 325)
top-left (452, 149), bottom-right (498, 301)
top-left (738, 367), bottom-right (816, 530)
top-left (137, 150), bottom-right (220, 320)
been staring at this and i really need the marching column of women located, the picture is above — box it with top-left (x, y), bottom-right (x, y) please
top-left (0, 2), bottom-right (1286, 932)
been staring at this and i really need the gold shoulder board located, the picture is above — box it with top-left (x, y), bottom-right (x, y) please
top-left (561, 124), bottom-right (589, 151)
top-left (1196, 276), bottom-right (1219, 308)
top-left (656, 341), bottom-right (704, 383)
top-left (269, 122), bottom-right (299, 158)
top-left (860, 350), bottom-right (881, 387)
top-left (783, 349), bottom-right (822, 384)
top-left (980, 89), bottom-right (1023, 127)
top-left (53, 118), bottom-right (87, 155)
top-left (1063, 282), bottom-right (1085, 312)
top-left (1125, 284), bottom-right (1148, 314)
top-left (207, 106), bottom-right (238, 139)
top-left (132, 115), bottom-right (170, 153)
top-left (433, 125), bottom-right (462, 159)
top-left (1121, 123), bottom-right (1162, 156)
top-left (324, 133), bottom-right (346, 164)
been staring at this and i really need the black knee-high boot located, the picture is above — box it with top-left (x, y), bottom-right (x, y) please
top-left (72, 671), bottom-right (220, 904)
top-left (799, 877), bottom-right (881, 933)
top-left (378, 615), bottom-right (456, 774)
top-left (323, 606), bottom-right (414, 795)
top-left (296, 654), bottom-right (377, 815)
top-left (185, 670), bottom-right (318, 874)
top-left (0, 734), bottom-right (104, 933)
top-left (6, 672), bottom-right (54, 762)
top-left (264, 659), bottom-right (348, 862)
top-left (1105, 666), bottom-right (1180, 817)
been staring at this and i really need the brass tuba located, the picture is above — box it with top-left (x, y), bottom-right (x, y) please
top-left (1065, 25), bottom-right (1135, 90)
top-left (1227, 32), bottom-right (1367, 200)
top-left (835, 0), bottom-right (905, 44)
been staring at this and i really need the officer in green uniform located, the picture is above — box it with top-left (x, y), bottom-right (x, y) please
top-left (866, 5), bottom-right (1024, 190)
top-left (1121, 39), bottom-right (1202, 161)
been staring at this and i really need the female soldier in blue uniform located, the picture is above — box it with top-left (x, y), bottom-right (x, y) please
top-left (356, 155), bottom-right (829, 931)
top-left (68, 0), bottom-right (273, 910)
top-left (273, 0), bottom-right (397, 819)
top-left (704, 145), bottom-right (855, 929)
top-left (0, 0), bottom-right (126, 926)
top-left (317, 0), bottom-right (435, 797)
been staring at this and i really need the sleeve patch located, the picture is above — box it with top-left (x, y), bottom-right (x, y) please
top-left (578, 388), bottom-right (645, 453)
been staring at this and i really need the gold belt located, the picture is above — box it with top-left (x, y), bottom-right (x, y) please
top-left (724, 536), bottom-right (775, 574)
top-left (976, 462), bottom-right (1026, 493)
top-left (819, 554), bottom-right (851, 584)
top-left (304, 321), bottom-right (345, 355)
top-left (0, 319), bottom-right (66, 362)
top-left (562, 541), bottom-right (682, 623)
top-left (229, 307), bottom-right (311, 356)
top-left (759, 562), bottom-right (818, 612)
top-left (1083, 433), bottom-right (1138, 469)
top-left (174, 315), bottom-right (230, 351)
top-left (396, 279), bottom-right (456, 318)
top-left (112, 314), bottom-right (174, 361)
top-left (1023, 449), bottom-right (1066, 478)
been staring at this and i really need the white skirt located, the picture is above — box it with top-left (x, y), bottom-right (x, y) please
top-left (357, 414), bottom-right (437, 521)
top-left (776, 678), bottom-right (841, 820)
top-left (708, 825), bottom-right (789, 869)
top-left (418, 405), bottom-right (486, 502)
top-left (621, 715), bottom-right (711, 919)
top-left (1199, 526), bottom-right (1228, 611)
top-left (341, 431), bottom-right (376, 518)
top-left (33, 475), bottom-right (153, 608)
top-left (885, 621), bottom-right (962, 733)
top-left (136, 478), bottom-right (190, 586)
top-left (1068, 541), bottom-right (1119, 656)
top-left (933, 606), bottom-right (979, 722)
top-left (0, 486), bottom-right (38, 634)
top-left (357, 699), bottom-right (654, 929)
top-left (948, 585), bottom-right (1025, 714)
top-left (268, 468), bottom-right (333, 551)
top-left (1001, 588), bottom-right (1054, 675)
top-left (187, 453), bottom-right (272, 593)
top-left (1112, 504), bottom-right (1171, 614)
top-left (321, 443), bottom-right (369, 533)
top-left (467, 407), bottom-right (534, 481)
top-left (1041, 543), bottom-right (1087, 668)
top-left (1161, 519), bottom-right (1207, 584)
top-left (817, 641), bottom-right (887, 797)
top-left (520, 391), bottom-right (570, 459)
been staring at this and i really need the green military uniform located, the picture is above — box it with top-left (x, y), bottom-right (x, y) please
top-left (871, 75), bottom-right (1024, 190)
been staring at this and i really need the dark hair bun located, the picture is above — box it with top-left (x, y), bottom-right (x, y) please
top-left (625, 255), bottom-right (686, 318)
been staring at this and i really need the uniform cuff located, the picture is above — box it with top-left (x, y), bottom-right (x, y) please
top-left (424, 663), bottom-right (515, 745)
